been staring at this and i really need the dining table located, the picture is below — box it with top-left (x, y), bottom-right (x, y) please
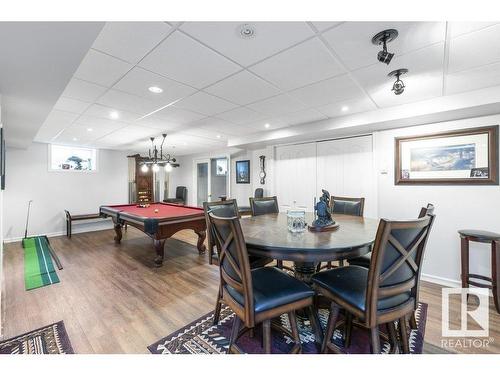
top-left (240, 212), bottom-right (380, 343)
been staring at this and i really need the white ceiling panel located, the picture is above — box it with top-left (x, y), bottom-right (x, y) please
top-left (54, 126), bottom-right (96, 144)
top-left (250, 37), bottom-right (346, 91)
top-left (352, 43), bottom-right (444, 108)
top-left (113, 67), bottom-right (197, 105)
top-left (204, 70), bottom-right (281, 105)
top-left (73, 116), bottom-right (128, 134)
top-left (448, 24), bottom-right (500, 73)
top-left (96, 125), bottom-right (160, 145)
top-left (154, 105), bottom-right (206, 124)
top-left (190, 117), bottom-right (259, 136)
top-left (97, 89), bottom-right (160, 116)
top-left (138, 31), bottom-right (241, 88)
top-left (92, 22), bottom-right (172, 64)
top-left (446, 61), bottom-right (500, 95)
top-left (169, 131), bottom-right (225, 145)
top-left (289, 74), bottom-right (364, 107)
top-left (83, 104), bottom-right (140, 123)
top-left (34, 110), bottom-right (80, 142)
top-left (317, 96), bottom-right (377, 118)
top-left (247, 94), bottom-right (309, 116)
top-left (448, 22), bottom-right (499, 38)
top-left (215, 106), bottom-right (266, 125)
top-left (322, 22), bottom-right (446, 70)
top-left (53, 97), bottom-right (91, 114)
top-left (310, 22), bottom-right (343, 32)
top-left (173, 91), bottom-right (238, 116)
top-left (61, 78), bottom-right (108, 103)
top-left (73, 49), bottom-right (133, 87)
top-left (180, 22), bottom-right (315, 66)
top-left (245, 118), bottom-right (288, 131)
top-left (135, 115), bottom-right (183, 131)
top-left (276, 108), bottom-right (327, 126)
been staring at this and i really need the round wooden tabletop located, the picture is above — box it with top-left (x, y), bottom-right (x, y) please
top-left (241, 213), bottom-right (380, 263)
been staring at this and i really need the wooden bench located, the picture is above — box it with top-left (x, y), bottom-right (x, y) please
top-left (64, 210), bottom-right (119, 238)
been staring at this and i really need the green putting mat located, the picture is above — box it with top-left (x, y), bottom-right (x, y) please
top-left (22, 236), bottom-right (60, 290)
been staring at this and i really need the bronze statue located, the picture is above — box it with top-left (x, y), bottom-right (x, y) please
top-left (312, 189), bottom-right (334, 227)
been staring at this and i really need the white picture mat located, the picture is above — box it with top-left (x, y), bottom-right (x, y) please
top-left (400, 133), bottom-right (489, 179)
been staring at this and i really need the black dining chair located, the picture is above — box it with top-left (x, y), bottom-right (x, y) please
top-left (238, 189), bottom-right (266, 216)
top-left (164, 186), bottom-right (187, 205)
top-left (312, 213), bottom-right (435, 354)
top-left (249, 196), bottom-right (279, 216)
top-left (203, 199), bottom-right (274, 325)
top-left (208, 212), bottom-right (314, 353)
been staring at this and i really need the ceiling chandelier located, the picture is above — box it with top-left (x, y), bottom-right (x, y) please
top-left (139, 133), bottom-right (179, 173)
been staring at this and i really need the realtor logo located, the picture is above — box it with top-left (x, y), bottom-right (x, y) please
top-left (442, 288), bottom-right (489, 337)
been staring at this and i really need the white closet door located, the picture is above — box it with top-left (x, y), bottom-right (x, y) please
top-left (316, 135), bottom-right (377, 218)
top-left (274, 143), bottom-right (316, 212)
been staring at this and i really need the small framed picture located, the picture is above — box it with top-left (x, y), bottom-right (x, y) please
top-left (235, 160), bottom-right (250, 184)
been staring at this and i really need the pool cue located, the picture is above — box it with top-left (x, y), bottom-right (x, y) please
top-left (24, 200), bottom-right (33, 239)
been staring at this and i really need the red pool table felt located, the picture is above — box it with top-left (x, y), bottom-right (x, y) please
top-left (107, 203), bottom-right (203, 219)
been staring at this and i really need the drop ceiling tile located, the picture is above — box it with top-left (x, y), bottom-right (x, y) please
top-left (448, 24), bottom-right (500, 73)
top-left (135, 115), bottom-right (183, 131)
top-left (83, 104), bottom-right (140, 123)
top-left (250, 37), bottom-right (345, 91)
top-left (352, 43), bottom-right (444, 108)
top-left (247, 94), bottom-right (309, 116)
top-left (154, 105), bottom-right (206, 124)
top-left (317, 96), bottom-right (377, 118)
top-left (189, 117), bottom-right (259, 136)
top-left (448, 22), bottom-right (499, 38)
top-left (97, 125), bottom-right (160, 145)
top-left (310, 22), bottom-right (343, 32)
top-left (204, 70), bottom-right (281, 105)
top-left (92, 22), bottom-right (173, 64)
top-left (34, 110), bottom-right (80, 142)
top-left (139, 31), bottom-right (241, 88)
top-left (74, 49), bottom-right (133, 87)
top-left (180, 22), bottom-right (315, 66)
top-left (53, 97), bottom-right (91, 114)
top-left (245, 118), bottom-right (288, 131)
top-left (289, 74), bottom-right (364, 107)
top-left (74, 116), bottom-right (128, 133)
top-left (61, 78), bottom-right (108, 103)
top-left (113, 67), bottom-right (197, 105)
top-left (215, 106), bottom-right (267, 125)
top-left (322, 22), bottom-right (446, 70)
top-left (97, 89), bottom-right (160, 116)
top-left (170, 131), bottom-right (224, 145)
top-left (54, 126), bottom-right (96, 144)
top-left (276, 108), bottom-right (328, 126)
top-left (173, 91), bottom-right (238, 116)
top-left (446, 61), bottom-right (500, 95)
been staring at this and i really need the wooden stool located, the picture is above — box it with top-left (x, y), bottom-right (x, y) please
top-left (458, 229), bottom-right (500, 313)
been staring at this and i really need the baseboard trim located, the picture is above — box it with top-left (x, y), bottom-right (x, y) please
top-left (3, 223), bottom-right (114, 244)
top-left (421, 273), bottom-right (461, 288)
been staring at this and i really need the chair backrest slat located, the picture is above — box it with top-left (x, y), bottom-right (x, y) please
top-left (249, 196), bottom-right (279, 216)
top-left (203, 199), bottom-right (240, 257)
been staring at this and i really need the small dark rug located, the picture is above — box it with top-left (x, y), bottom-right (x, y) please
top-left (149, 303), bottom-right (427, 354)
top-left (0, 321), bottom-right (74, 354)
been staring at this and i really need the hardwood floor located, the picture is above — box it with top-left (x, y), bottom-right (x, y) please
top-left (1, 227), bottom-right (499, 353)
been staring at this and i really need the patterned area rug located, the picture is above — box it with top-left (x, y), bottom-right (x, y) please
top-left (0, 321), bottom-right (74, 354)
top-left (149, 303), bottom-right (427, 354)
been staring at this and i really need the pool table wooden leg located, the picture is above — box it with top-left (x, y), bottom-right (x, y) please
top-left (154, 239), bottom-right (166, 267)
top-left (195, 230), bottom-right (207, 254)
top-left (113, 223), bottom-right (122, 243)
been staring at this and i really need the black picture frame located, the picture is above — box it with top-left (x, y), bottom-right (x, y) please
top-left (0, 128), bottom-right (4, 190)
top-left (235, 160), bottom-right (250, 184)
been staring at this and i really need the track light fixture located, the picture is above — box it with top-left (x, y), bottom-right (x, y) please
top-left (388, 69), bottom-right (408, 95)
top-left (372, 29), bottom-right (398, 65)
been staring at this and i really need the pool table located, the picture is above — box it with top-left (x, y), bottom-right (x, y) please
top-left (99, 202), bottom-right (207, 267)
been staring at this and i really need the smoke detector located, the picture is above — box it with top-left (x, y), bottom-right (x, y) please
top-left (237, 23), bottom-right (257, 39)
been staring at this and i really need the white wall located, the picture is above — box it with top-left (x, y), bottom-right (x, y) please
top-left (3, 143), bottom-right (129, 241)
top-left (375, 114), bottom-right (500, 285)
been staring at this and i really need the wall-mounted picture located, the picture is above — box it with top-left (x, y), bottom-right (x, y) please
top-left (215, 158), bottom-right (228, 176)
top-left (395, 125), bottom-right (498, 185)
top-left (235, 160), bottom-right (250, 184)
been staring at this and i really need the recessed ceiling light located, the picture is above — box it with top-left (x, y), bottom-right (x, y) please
top-left (72, 137), bottom-right (77, 141)
top-left (148, 86), bottom-right (163, 94)
top-left (264, 123), bottom-right (270, 128)
top-left (110, 111), bottom-right (119, 120)
top-left (183, 142), bottom-right (187, 146)
top-left (216, 134), bottom-right (221, 139)
top-left (341, 106), bottom-right (349, 112)
top-left (87, 128), bottom-right (93, 132)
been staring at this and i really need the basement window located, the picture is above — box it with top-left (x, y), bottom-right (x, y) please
top-left (49, 144), bottom-right (98, 172)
